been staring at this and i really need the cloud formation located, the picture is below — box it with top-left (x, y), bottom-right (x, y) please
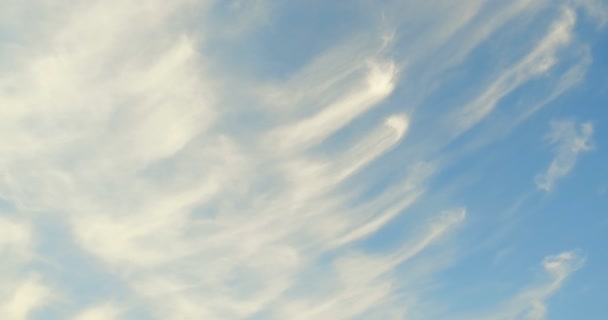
top-left (481, 251), bottom-right (584, 320)
top-left (0, 0), bottom-right (603, 319)
top-left (535, 120), bottom-right (594, 192)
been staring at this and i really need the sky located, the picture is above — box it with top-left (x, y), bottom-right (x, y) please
top-left (0, 0), bottom-right (607, 319)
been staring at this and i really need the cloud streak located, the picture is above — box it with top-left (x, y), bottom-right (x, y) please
top-left (473, 250), bottom-right (585, 320)
top-left (453, 7), bottom-right (577, 135)
top-left (535, 119), bottom-right (594, 192)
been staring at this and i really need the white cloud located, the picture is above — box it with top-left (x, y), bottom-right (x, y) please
top-left (0, 276), bottom-right (53, 320)
top-left (517, 46), bottom-right (592, 122)
top-left (0, 0), bottom-right (600, 319)
top-left (0, 217), bottom-right (31, 253)
top-left (70, 303), bottom-right (122, 320)
top-left (571, 0), bottom-right (608, 26)
top-left (476, 250), bottom-right (585, 320)
top-left (535, 120), bottom-right (594, 192)
top-left (0, 216), bottom-right (54, 320)
top-left (265, 58), bottom-right (399, 152)
top-left (453, 7), bottom-right (577, 134)
top-left (275, 207), bottom-right (466, 320)
top-left (330, 162), bottom-right (433, 247)
top-left (407, 0), bottom-right (545, 85)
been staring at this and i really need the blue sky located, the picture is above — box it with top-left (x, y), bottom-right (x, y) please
top-left (0, 0), bottom-right (607, 319)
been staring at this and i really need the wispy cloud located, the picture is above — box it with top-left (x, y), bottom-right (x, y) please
top-left (0, 216), bottom-right (53, 320)
top-left (265, 59), bottom-right (399, 152)
top-left (472, 250), bottom-right (585, 320)
top-left (571, 0), bottom-right (608, 26)
top-left (452, 7), bottom-right (577, 135)
top-left (70, 303), bottom-right (122, 320)
top-left (0, 0), bottom-right (602, 319)
top-left (535, 119), bottom-right (594, 192)
top-left (0, 276), bottom-right (53, 320)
